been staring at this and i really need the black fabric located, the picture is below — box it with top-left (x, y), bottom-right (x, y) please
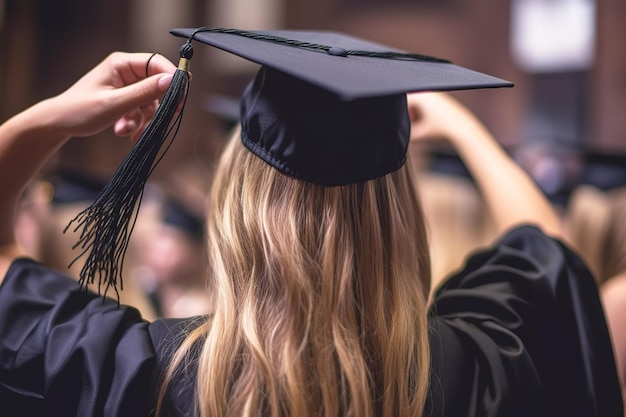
top-left (0, 261), bottom-right (155, 417)
top-left (0, 225), bottom-right (623, 416)
top-left (170, 28), bottom-right (513, 100)
top-left (424, 225), bottom-right (623, 417)
top-left (168, 27), bottom-right (512, 186)
top-left (147, 317), bottom-right (201, 417)
top-left (240, 67), bottom-right (410, 186)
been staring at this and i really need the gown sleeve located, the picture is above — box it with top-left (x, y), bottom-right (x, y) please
top-left (0, 258), bottom-right (158, 417)
top-left (425, 225), bottom-right (624, 417)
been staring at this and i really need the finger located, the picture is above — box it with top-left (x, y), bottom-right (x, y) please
top-left (115, 52), bottom-right (177, 85)
top-left (129, 123), bottom-right (146, 144)
top-left (114, 97), bottom-right (160, 136)
top-left (113, 113), bottom-right (139, 137)
top-left (107, 74), bottom-right (173, 120)
top-left (113, 104), bottom-right (152, 137)
top-left (142, 52), bottom-right (177, 78)
top-left (129, 102), bottom-right (160, 143)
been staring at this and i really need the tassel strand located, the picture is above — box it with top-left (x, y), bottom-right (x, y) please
top-left (65, 42), bottom-right (194, 300)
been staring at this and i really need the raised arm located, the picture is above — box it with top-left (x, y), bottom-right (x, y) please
top-left (0, 52), bottom-right (177, 280)
top-left (407, 92), bottom-right (562, 239)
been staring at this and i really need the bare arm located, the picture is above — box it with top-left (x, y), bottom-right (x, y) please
top-left (0, 52), bottom-right (177, 282)
top-left (408, 92), bottom-right (562, 239)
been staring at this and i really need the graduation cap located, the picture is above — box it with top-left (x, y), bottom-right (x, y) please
top-left (47, 170), bottom-right (107, 205)
top-left (66, 26), bottom-right (513, 297)
top-left (162, 196), bottom-right (206, 243)
top-left (581, 150), bottom-right (626, 191)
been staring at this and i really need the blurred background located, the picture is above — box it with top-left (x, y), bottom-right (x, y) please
top-left (1, 0), bottom-right (624, 205)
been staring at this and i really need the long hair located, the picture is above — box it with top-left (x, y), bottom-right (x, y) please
top-left (159, 127), bottom-right (432, 417)
top-left (603, 187), bottom-right (626, 280)
top-left (565, 185), bottom-right (612, 284)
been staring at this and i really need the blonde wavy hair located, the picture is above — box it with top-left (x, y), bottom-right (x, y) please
top-left (601, 187), bottom-right (626, 281)
top-left (158, 127), bottom-right (432, 417)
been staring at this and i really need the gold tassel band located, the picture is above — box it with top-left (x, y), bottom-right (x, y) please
top-left (178, 57), bottom-right (190, 71)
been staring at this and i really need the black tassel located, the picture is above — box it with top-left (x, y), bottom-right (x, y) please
top-left (65, 41), bottom-right (194, 300)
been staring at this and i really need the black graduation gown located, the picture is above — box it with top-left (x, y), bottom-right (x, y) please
top-left (0, 225), bottom-right (623, 416)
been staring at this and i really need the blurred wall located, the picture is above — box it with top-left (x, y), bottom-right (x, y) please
top-left (592, 0), bottom-right (626, 152)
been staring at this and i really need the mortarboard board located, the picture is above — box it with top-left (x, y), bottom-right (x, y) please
top-left (173, 27), bottom-right (513, 186)
top-left (66, 26), bottom-right (513, 297)
top-left (171, 28), bottom-right (513, 99)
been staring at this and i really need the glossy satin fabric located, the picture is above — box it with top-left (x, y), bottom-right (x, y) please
top-left (424, 226), bottom-right (623, 416)
top-left (0, 226), bottom-right (623, 416)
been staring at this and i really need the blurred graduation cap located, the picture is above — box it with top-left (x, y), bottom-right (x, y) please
top-left (47, 170), bottom-right (106, 205)
top-left (66, 26), bottom-right (513, 297)
top-left (512, 145), bottom-right (626, 206)
top-left (203, 93), bottom-right (240, 122)
top-left (426, 144), bottom-right (626, 207)
top-left (580, 150), bottom-right (626, 191)
top-left (203, 92), bottom-right (241, 133)
top-left (162, 196), bottom-right (205, 243)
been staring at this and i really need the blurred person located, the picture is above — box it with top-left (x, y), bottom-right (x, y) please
top-left (563, 184), bottom-right (612, 284)
top-left (133, 162), bottom-right (213, 318)
top-left (411, 162), bottom-right (495, 290)
top-left (13, 170), bottom-right (159, 321)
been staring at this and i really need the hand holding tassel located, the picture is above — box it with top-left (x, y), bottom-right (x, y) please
top-left (0, 51), bottom-right (178, 286)
top-left (51, 52), bottom-right (177, 141)
top-left (65, 44), bottom-right (193, 300)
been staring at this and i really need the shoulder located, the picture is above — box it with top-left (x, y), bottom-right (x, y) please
top-left (602, 273), bottom-right (626, 305)
top-left (428, 225), bottom-right (623, 417)
top-left (0, 243), bottom-right (28, 289)
top-left (148, 316), bottom-right (208, 416)
top-left (435, 224), bottom-right (591, 301)
top-left (0, 257), bottom-right (209, 416)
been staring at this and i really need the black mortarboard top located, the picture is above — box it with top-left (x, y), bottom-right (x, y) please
top-left (172, 27), bottom-right (513, 186)
top-left (171, 28), bottom-right (513, 100)
top-left (67, 26), bottom-right (513, 297)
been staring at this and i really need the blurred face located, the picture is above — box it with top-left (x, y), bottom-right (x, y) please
top-left (141, 224), bottom-right (204, 285)
top-left (14, 181), bottom-right (53, 257)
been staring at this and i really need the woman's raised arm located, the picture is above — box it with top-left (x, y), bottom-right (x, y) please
top-left (408, 92), bottom-right (561, 239)
top-left (0, 52), bottom-right (176, 280)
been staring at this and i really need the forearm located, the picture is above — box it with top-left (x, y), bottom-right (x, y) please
top-left (0, 98), bottom-right (72, 248)
top-left (408, 92), bottom-right (562, 239)
top-left (449, 112), bottom-right (562, 238)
